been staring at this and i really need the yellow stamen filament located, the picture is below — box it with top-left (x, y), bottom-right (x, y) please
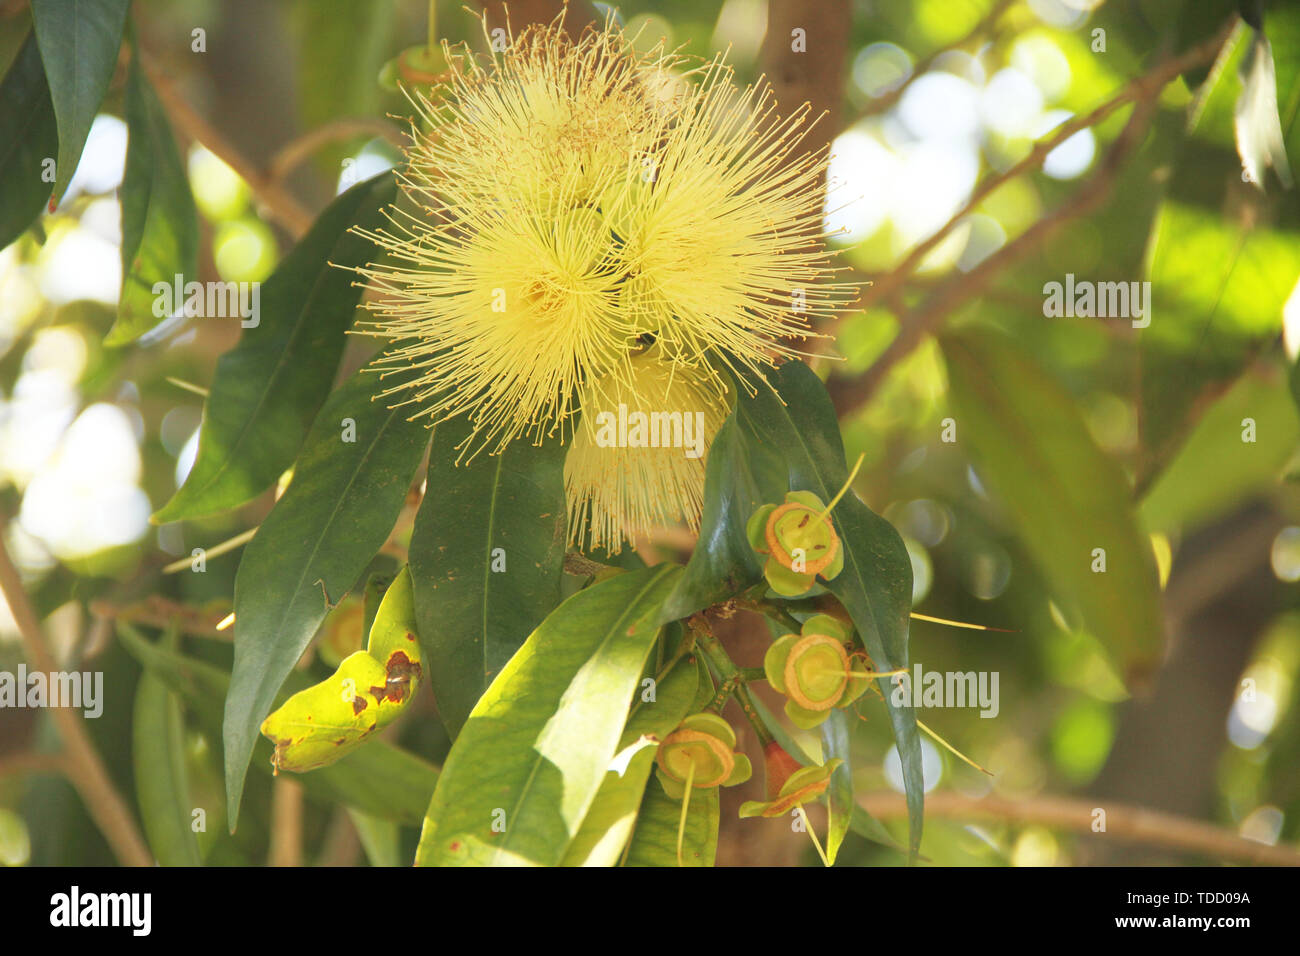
top-left (909, 612), bottom-right (1014, 633)
top-left (795, 805), bottom-right (830, 867)
top-left (813, 452), bottom-right (867, 523)
top-left (917, 718), bottom-right (994, 777)
top-left (676, 756), bottom-right (696, 868)
top-left (162, 527), bottom-right (258, 574)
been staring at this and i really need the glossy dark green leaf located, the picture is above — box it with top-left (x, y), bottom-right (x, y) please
top-left (153, 173), bottom-right (396, 523)
top-left (409, 418), bottom-right (567, 737)
top-left (132, 638), bottom-right (203, 866)
top-left (225, 361), bottom-right (431, 828)
top-left (415, 565), bottom-right (681, 866)
top-left (735, 359), bottom-right (922, 860)
top-left (0, 32), bottom-right (57, 249)
top-left (622, 775), bottom-right (718, 867)
top-left (117, 624), bottom-right (438, 826)
top-left (943, 329), bottom-right (1164, 683)
top-left (561, 653), bottom-right (698, 866)
top-left (106, 52), bottom-right (198, 345)
top-left (30, 0), bottom-right (129, 202)
top-left (652, 411), bottom-right (785, 626)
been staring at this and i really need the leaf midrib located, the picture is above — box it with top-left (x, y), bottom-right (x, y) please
top-left (169, 182), bottom-right (385, 513)
top-left (234, 402), bottom-right (406, 790)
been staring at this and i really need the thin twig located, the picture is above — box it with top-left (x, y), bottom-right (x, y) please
top-left (858, 0), bottom-right (1017, 118)
top-left (90, 595), bottom-right (231, 638)
top-left (830, 83), bottom-right (1165, 416)
top-left (857, 790), bottom-right (1300, 866)
top-left (267, 118), bottom-right (407, 184)
top-left (0, 752), bottom-right (68, 778)
top-left (0, 517), bottom-right (155, 867)
top-left (837, 17), bottom-right (1239, 332)
top-left (136, 50), bottom-right (315, 237)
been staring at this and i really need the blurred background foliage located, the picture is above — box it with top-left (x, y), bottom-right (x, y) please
top-left (1, 0), bottom-right (1298, 866)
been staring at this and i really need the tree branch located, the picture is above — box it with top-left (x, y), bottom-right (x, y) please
top-left (267, 118), bottom-right (406, 186)
top-left (0, 518), bottom-right (155, 867)
top-left (858, 790), bottom-right (1300, 866)
top-left (826, 17), bottom-right (1239, 416)
top-left (137, 50), bottom-right (315, 238)
top-left (760, 0), bottom-right (853, 167)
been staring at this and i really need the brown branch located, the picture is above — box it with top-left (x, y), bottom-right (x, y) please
top-left (267, 118), bottom-right (407, 185)
top-left (859, 0), bottom-right (1017, 118)
top-left (826, 17), bottom-right (1240, 417)
top-left (831, 90), bottom-right (1162, 414)
top-left (136, 51), bottom-right (314, 238)
top-left (90, 596), bottom-right (231, 638)
top-left (858, 790), bottom-right (1300, 866)
top-left (0, 517), bottom-right (155, 867)
top-left (836, 16), bottom-right (1240, 337)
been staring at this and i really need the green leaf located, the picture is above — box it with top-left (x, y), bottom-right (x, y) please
top-left (224, 361), bottom-right (431, 828)
top-left (415, 565), bottom-right (681, 866)
top-left (132, 638), bottom-right (203, 866)
top-left (291, 0), bottom-right (395, 174)
top-left (409, 418), bottom-right (567, 737)
top-left (1142, 367), bottom-right (1300, 531)
top-left (561, 654), bottom-right (698, 866)
top-left (1270, 2), bottom-right (1300, 182)
top-left (942, 328), bottom-right (1164, 683)
top-left (653, 411), bottom-right (785, 626)
top-left (622, 775), bottom-right (718, 867)
top-left (106, 50), bottom-right (198, 345)
top-left (0, 32), bottom-right (57, 249)
top-left (820, 709), bottom-right (853, 865)
top-left (153, 173), bottom-right (396, 523)
top-left (117, 624), bottom-right (438, 826)
top-left (1175, 0), bottom-right (1238, 89)
top-left (30, 0), bottom-right (129, 202)
top-left (347, 809), bottom-right (400, 867)
top-left (259, 568), bottom-right (423, 774)
top-left (1138, 24), bottom-right (1300, 484)
top-left (735, 359), bottom-right (922, 860)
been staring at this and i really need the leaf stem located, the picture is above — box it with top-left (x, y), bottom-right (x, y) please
top-left (734, 597), bottom-right (801, 634)
top-left (689, 616), bottom-right (775, 746)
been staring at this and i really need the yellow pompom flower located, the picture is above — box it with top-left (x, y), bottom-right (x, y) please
top-left (353, 13), bottom-right (855, 548)
top-left (565, 346), bottom-right (729, 552)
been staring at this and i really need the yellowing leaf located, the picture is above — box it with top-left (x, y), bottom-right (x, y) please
top-left (259, 567), bottom-right (423, 773)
